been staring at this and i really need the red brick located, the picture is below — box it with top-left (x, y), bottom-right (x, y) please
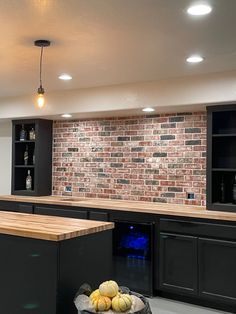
top-left (52, 112), bottom-right (206, 205)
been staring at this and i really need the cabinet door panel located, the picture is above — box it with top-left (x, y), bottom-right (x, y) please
top-left (0, 234), bottom-right (57, 314)
top-left (35, 206), bottom-right (88, 219)
top-left (199, 238), bottom-right (236, 303)
top-left (160, 233), bottom-right (198, 296)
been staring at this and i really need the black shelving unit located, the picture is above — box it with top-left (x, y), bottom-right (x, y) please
top-left (12, 119), bottom-right (53, 196)
top-left (207, 104), bottom-right (236, 212)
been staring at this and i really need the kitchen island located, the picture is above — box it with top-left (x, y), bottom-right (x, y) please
top-left (0, 211), bottom-right (114, 314)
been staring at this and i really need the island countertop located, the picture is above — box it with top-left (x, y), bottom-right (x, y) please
top-left (0, 210), bottom-right (114, 241)
top-left (1, 195), bottom-right (236, 222)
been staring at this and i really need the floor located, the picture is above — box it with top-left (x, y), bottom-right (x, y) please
top-left (148, 297), bottom-right (230, 314)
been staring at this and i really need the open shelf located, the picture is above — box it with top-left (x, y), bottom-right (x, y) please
top-left (15, 141), bottom-right (35, 166)
top-left (14, 123), bottom-right (35, 141)
top-left (213, 202), bottom-right (236, 206)
top-left (212, 134), bottom-right (236, 137)
top-left (14, 168), bottom-right (34, 191)
top-left (14, 165), bottom-right (35, 168)
top-left (212, 168), bottom-right (236, 172)
top-left (207, 105), bottom-right (236, 212)
top-left (212, 110), bottom-right (236, 135)
top-left (212, 137), bottom-right (236, 169)
top-left (12, 119), bottom-right (53, 196)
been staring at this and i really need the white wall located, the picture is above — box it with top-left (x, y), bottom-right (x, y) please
top-left (0, 70), bottom-right (236, 120)
top-left (0, 121), bottom-right (11, 194)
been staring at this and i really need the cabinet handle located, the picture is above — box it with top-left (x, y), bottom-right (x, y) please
top-left (29, 253), bottom-right (41, 258)
top-left (22, 302), bottom-right (39, 310)
top-left (162, 235), bottom-right (176, 239)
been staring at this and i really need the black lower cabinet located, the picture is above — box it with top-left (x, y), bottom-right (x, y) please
top-left (159, 218), bottom-right (236, 313)
top-left (198, 238), bottom-right (236, 304)
top-left (0, 230), bottom-right (112, 314)
top-left (159, 233), bottom-right (198, 296)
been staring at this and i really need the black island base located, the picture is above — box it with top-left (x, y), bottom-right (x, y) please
top-left (0, 230), bottom-right (112, 314)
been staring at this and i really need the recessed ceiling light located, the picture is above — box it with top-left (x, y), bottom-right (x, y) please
top-left (61, 114), bottom-right (72, 118)
top-left (186, 55), bottom-right (204, 63)
top-left (187, 4), bottom-right (212, 16)
top-left (142, 107), bottom-right (155, 112)
top-left (58, 74), bottom-right (72, 80)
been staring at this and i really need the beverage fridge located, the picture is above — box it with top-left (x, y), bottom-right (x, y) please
top-left (112, 220), bottom-right (154, 296)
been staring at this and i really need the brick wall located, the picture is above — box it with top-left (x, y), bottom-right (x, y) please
top-left (53, 111), bottom-right (206, 206)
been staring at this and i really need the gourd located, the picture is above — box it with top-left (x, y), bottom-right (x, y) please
top-left (99, 280), bottom-right (119, 298)
top-left (91, 294), bottom-right (111, 312)
top-left (90, 289), bottom-right (100, 303)
top-left (112, 293), bottom-right (132, 312)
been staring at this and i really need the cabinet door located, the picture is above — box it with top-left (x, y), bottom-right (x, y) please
top-left (34, 206), bottom-right (88, 219)
top-left (199, 238), bottom-right (236, 303)
top-left (160, 233), bottom-right (198, 296)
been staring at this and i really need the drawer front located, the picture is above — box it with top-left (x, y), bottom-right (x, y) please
top-left (0, 200), bottom-right (20, 212)
top-left (35, 206), bottom-right (88, 219)
top-left (160, 218), bottom-right (236, 241)
top-left (18, 204), bottom-right (33, 213)
top-left (0, 201), bottom-right (33, 214)
top-left (89, 211), bottom-right (109, 221)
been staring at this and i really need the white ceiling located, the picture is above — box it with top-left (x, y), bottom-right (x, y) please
top-left (0, 0), bottom-right (236, 99)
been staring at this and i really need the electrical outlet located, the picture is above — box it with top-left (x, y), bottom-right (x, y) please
top-left (187, 192), bottom-right (195, 200)
top-left (65, 186), bottom-right (72, 192)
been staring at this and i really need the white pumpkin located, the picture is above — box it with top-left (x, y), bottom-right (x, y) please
top-left (112, 293), bottom-right (132, 312)
top-left (130, 295), bottom-right (145, 312)
top-left (99, 280), bottom-right (119, 298)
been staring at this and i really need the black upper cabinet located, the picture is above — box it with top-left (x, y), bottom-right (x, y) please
top-left (207, 105), bottom-right (236, 212)
top-left (12, 119), bottom-right (52, 196)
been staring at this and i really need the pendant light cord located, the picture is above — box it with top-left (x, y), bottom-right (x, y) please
top-left (39, 46), bottom-right (44, 87)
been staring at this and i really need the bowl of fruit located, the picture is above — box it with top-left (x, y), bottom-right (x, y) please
top-left (74, 280), bottom-right (152, 314)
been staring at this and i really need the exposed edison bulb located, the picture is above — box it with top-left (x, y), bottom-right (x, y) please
top-left (37, 93), bottom-right (45, 108)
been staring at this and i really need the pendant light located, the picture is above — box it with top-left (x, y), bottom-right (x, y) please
top-left (34, 39), bottom-right (51, 108)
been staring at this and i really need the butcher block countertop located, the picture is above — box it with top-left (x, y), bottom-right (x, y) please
top-left (1, 195), bottom-right (236, 222)
top-left (0, 211), bottom-right (114, 241)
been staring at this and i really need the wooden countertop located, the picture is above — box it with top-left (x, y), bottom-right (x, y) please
top-left (1, 195), bottom-right (236, 222)
top-left (0, 211), bottom-right (114, 241)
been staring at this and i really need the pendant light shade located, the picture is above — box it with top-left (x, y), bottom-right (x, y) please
top-left (34, 39), bottom-right (50, 108)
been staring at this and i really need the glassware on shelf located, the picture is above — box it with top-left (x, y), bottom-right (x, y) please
top-left (32, 149), bottom-right (35, 165)
top-left (232, 174), bottom-right (236, 204)
top-left (29, 127), bottom-right (36, 140)
top-left (220, 175), bottom-right (225, 203)
top-left (24, 145), bottom-right (29, 165)
top-left (19, 124), bottom-right (27, 141)
top-left (26, 170), bottom-right (32, 190)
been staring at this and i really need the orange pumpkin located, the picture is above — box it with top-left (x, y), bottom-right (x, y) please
top-left (91, 294), bottom-right (111, 312)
